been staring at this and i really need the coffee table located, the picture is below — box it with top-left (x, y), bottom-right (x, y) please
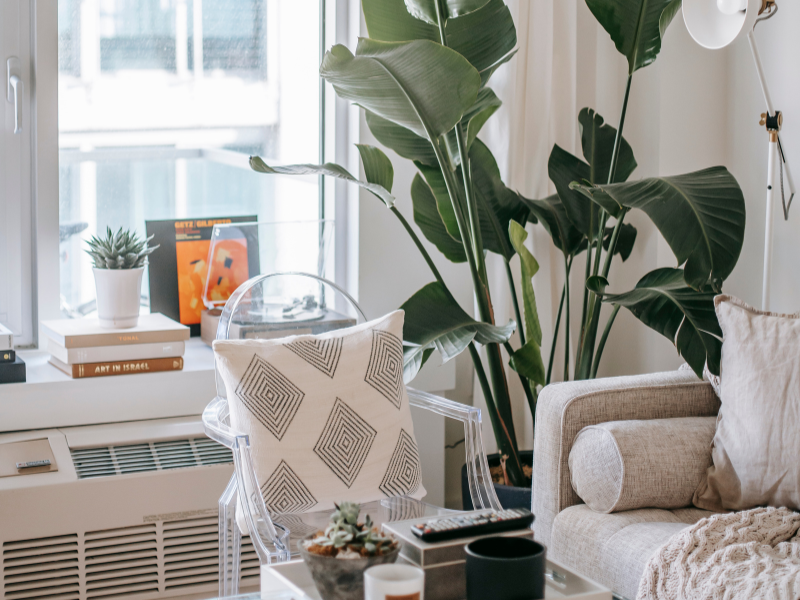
top-left (261, 558), bottom-right (612, 599)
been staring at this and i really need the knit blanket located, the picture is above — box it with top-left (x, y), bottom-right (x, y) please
top-left (637, 507), bottom-right (800, 600)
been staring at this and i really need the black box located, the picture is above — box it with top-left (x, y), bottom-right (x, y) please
top-left (0, 355), bottom-right (25, 384)
top-left (0, 350), bottom-right (15, 363)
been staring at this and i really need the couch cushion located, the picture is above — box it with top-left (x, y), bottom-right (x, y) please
top-left (569, 417), bottom-right (716, 513)
top-left (694, 295), bottom-right (800, 512)
top-left (549, 505), bottom-right (716, 600)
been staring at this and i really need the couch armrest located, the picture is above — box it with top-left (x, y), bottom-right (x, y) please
top-left (532, 370), bottom-right (719, 548)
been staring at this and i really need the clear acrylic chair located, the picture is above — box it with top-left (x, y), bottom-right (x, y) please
top-left (202, 272), bottom-right (502, 596)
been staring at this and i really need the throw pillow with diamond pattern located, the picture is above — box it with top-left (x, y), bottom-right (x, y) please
top-left (213, 310), bottom-right (426, 522)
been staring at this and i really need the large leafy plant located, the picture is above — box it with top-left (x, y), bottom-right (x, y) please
top-left (249, 0), bottom-right (746, 487)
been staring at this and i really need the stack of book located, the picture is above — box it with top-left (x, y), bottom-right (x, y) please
top-left (42, 314), bottom-right (190, 379)
top-left (0, 322), bottom-right (25, 384)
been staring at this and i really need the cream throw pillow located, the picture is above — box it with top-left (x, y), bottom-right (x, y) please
top-left (693, 295), bottom-right (800, 512)
top-left (213, 310), bottom-right (426, 520)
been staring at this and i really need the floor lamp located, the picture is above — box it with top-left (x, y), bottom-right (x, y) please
top-left (684, 0), bottom-right (795, 311)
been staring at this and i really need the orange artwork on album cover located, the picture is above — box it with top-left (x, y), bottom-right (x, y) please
top-left (175, 238), bottom-right (249, 325)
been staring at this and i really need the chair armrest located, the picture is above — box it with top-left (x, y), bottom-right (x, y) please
top-left (202, 395), bottom-right (243, 448)
top-left (532, 370), bottom-right (719, 548)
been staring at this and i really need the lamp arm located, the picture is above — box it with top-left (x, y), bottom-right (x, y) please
top-left (748, 29), bottom-right (795, 219)
top-left (747, 30), bottom-right (775, 114)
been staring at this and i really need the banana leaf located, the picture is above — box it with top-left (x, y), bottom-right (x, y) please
top-left (586, 0), bottom-right (683, 74)
top-left (598, 268), bottom-right (722, 377)
top-left (571, 166), bottom-right (746, 292)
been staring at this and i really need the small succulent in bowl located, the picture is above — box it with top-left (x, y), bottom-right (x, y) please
top-left (300, 502), bottom-right (400, 600)
top-left (85, 227), bottom-right (159, 269)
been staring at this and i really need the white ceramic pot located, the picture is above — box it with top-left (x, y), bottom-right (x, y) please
top-left (93, 267), bottom-right (144, 329)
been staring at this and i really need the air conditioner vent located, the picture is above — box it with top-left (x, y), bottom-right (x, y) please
top-left (71, 438), bottom-right (233, 479)
top-left (2, 535), bottom-right (80, 600)
top-left (85, 525), bottom-right (158, 599)
top-left (2, 518), bottom-right (257, 600)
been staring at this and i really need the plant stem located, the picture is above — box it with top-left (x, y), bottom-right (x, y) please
top-left (468, 343), bottom-right (523, 485)
top-left (390, 207), bottom-right (446, 288)
top-left (607, 74), bottom-right (633, 186)
top-left (601, 209), bottom-right (628, 279)
top-left (503, 341), bottom-right (536, 419)
top-left (505, 261), bottom-right (525, 347)
top-left (546, 284), bottom-right (566, 386)
top-left (591, 305), bottom-right (620, 378)
top-left (579, 73), bottom-right (633, 380)
top-left (563, 253), bottom-right (571, 381)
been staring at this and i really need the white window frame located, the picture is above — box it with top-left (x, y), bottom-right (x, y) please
top-left (1, 0), bottom-right (357, 350)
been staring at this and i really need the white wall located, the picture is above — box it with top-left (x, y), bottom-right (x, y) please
top-left (723, 8), bottom-right (800, 313)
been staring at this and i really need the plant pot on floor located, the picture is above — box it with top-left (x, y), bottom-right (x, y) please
top-left (462, 451), bottom-right (532, 510)
top-left (93, 267), bottom-right (144, 329)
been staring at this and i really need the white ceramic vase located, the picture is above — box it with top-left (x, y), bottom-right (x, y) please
top-left (93, 267), bottom-right (144, 329)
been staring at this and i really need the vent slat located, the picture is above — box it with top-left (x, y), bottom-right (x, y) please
top-left (85, 532), bottom-right (156, 547)
top-left (72, 438), bottom-right (232, 479)
top-left (85, 550), bottom-right (158, 567)
top-left (3, 560), bottom-right (79, 576)
top-left (163, 525), bottom-right (217, 538)
top-left (164, 550), bottom-right (217, 564)
top-left (85, 541), bottom-right (157, 557)
top-left (86, 564), bottom-right (158, 590)
top-left (4, 588), bottom-right (80, 600)
top-left (85, 526), bottom-right (155, 541)
top-left (3, 536), bottom-right (78, 550)
top-left (164, 541), bottom-right (217, 555)
top-left (2, 545), bottom-right (79, 561)
top-left (3, 568), bottom-right (80, 586)
top-left (86, 581), bottom-right (159, 599)
top-left (3, 580), bottom-right (80, 594)
top-left (86, 558), bottom-right (158, 574)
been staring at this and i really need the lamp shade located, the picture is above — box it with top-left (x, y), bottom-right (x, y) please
top-left (683, 0), bottom-right (762, 49)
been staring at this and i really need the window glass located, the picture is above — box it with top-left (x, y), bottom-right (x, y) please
top-left (57, 0), bottom-right (322, 318)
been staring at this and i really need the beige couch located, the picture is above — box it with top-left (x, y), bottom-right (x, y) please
top-left (532, 370), bottom-right (721, 600)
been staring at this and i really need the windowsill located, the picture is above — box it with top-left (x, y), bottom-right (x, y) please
top-left (2, 338), bottom-right (455, 434)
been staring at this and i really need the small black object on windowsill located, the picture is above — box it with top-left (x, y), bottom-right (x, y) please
top-left (0, 355), bottom-right (26, 384)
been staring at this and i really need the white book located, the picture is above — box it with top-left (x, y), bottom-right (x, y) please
top-left (0, 323), bottom-right (12, 351)
top-left (47, 338), bottom-right (185, 365)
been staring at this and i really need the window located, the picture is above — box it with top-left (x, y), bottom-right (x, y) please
top-left (57, 0), bottom-right (325, 318)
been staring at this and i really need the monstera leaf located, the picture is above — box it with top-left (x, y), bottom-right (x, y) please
top-left (599, 268), bottom-right (722, 377)
top-left (401, 281), bottom-right (516, 381)
top-left (571, 166), bottom-right (746, 292)
top-left (250, 155), bottom-right (395, 207)
top-left (321, 39), bottom-right (480, 140)
top-left (586, 0), bottom-right (682, 74)
top-left (363, 0), bottom-right (516, 86)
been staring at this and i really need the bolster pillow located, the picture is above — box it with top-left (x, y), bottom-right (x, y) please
top-left (568, 417), bottom-right (716, 513)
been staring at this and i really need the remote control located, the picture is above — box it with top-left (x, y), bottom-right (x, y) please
top-left (410, 508), bottom-right (534, 543)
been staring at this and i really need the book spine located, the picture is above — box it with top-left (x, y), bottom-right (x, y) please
top-left (0, 350), bottom-right (15, 363)
top-left (63, 330), bottom-right (190, 349)
top-left (70, 357), bottom-right (184, 379)
top-left (51, 341), bottom-right (185, 364)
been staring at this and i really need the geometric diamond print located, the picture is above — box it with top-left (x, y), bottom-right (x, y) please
top-left (379, 429), bottom-right (422, 498)
top-left (286, 338), bottom-right (343, 378)
top-left (364, 330), bottom-right (404, 409)
top-left (235, 355), bottom-right (305, 441)
top-left (314, 398), bottom-right (377, 488)
top-left (260, 460), bottom-right (318, 514)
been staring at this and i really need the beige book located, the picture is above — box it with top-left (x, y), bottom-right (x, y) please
top-left (41, 313), bottom-right (190, 349)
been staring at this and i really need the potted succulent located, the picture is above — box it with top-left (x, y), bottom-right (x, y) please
top-left (299, 502), bottom-right (400, 600)
top-left (85, 227), bottom-right (159, 329)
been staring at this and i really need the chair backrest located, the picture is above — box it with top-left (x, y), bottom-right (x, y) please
top-left (214, 272), bottom-right (366, 398)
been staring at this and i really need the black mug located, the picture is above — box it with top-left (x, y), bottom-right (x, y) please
top-left (465, 537), bottom-right (546, 600)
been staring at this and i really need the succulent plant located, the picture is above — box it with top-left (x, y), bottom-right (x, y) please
top-left (307, 502), bottom-right (397, 558)
top-left (85, 227), bottom-right (159, 270)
